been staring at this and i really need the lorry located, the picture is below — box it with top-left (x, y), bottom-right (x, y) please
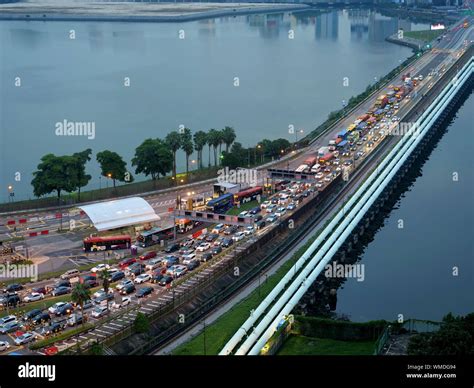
top-left (319, 152), bottom-right (334, 164)
top-left (375, 95), bottom-right (388, 108)
top-left (303, 155), bottom-right (318, 168)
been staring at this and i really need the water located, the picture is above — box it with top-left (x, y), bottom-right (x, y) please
top-left (335, 92), bottom-right (474, 323)
top-left (0, 9), bottom-right (426, 200)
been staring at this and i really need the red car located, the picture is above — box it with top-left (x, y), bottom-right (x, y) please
top-left (119, 258), bottom-right (137, 269)
top-left (139, 251), bottom-right (157, 261)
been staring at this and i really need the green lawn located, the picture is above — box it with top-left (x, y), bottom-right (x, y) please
top-left (277, 335), bottom-right (376, 356)
top-left (226, 200), bottom-right (260, 215)
top-left (404, 30), bottom-right (443, 42)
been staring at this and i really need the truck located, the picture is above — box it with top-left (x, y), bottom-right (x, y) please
top-left (358, 114), bottom-right (370, 122)
top-left (303, 155), bottom-right (318, 168)
top-left (310, 163), bottom-right (321, 173)
top-left (319, 152), bottom-right (334, 164)
top-left (375, 95), bottom-right (388, 108)
top-left (295, 164), bottom-right (309, 173)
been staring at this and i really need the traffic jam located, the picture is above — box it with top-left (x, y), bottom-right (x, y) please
top-left (0, 72), bottom-right (423, 354)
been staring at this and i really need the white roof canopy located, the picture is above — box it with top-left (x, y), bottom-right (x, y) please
top-left (78, 197), bottom-right (160, 231)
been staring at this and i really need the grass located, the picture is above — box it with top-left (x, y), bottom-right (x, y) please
top-left (404, 30), bottom-right (443, 42)
top-left (277, 335), bottom-right (376, 355)
top-left (30, 323), bottom-right (94, 350)
top-left (226, 200), bottom-right (259, 216)
top-left (172, 224), bottom-right (326, 355)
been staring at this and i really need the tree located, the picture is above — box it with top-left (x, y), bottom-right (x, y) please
top-left (180, 128), bottom-right (194, 176)
top-left (71, 283), bottom-right (91, 327)
top-left (132, 138), bottom-right (173, 180)
top-left (221, 126), bottom-right (236, 153)
top-left (193, 131), bottom-right (207, 169)
top-left (206, 129), bottom-right (213, 167)
top-left (96, 150), bottom-right (133, 187)
top-left (134, 312), bottom-right (150, 334)
top-left (97, 269), bottom-right (111, 311)
top-left (72, 149), bottom-right (92, 201)
top-left (165, 131), bottom-right (182, 179)
top-left (31, 154), bottom-right (78, 201)
top-left (207, 129), bottom-right (221, 166)
top-left (221, 142), bottom-right (246, 169)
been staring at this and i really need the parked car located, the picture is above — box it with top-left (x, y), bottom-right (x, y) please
top-left (80, 275), bottom-right (98, 288)
top-left (75, 300), bottom-right (94, 311)
top-left (205, 233), bottom-right (219, 242)
top-left (119, 258), bottom-right (137, 269)
top-left (253, 214), bottom-right (263, 223)
top-left (49, 302), bottom-right (68, 315)
top-left (158, 276), bottom-right (173, 287)
top-left (162, 255), bottom-right (179, 268)
top-left (182, 253), bottom-right (197, 265)
top-left (200, 252), bottom-right (213, 262)
top-left (120, 283), bottom-right (136, 295)
top-left (244, 226), bottom-right (255, 236)
top-left (211, 224), bottom-right (225, 234)
top-left (173, 265), bottom-right (188, 278)
top-left (134, 273), bottom-right (151, 284)
top-left (40, 322), bottom-right (63, 336)
top-left (0, 321), bottom-right (20, 334)
top-left (249, 207), bottom-right (261, 215)
top-left (232, 232), bottom-right (245, 242)
top-left (165, 243), bottom-right (180, 253)
top-left (31, 312), bottom-right (51, 326)
top-left (0, 294), bottom-right (20, 308)
top-left (51, 286), bottom-right (71, 297)
top-left (14, 332), bottom-right (37, 346)
top-left (145, 258), bottom-right (163, 271)
top-left (116, 279), bottom-right (134, 291)
top-left (110, 271), bottom-right (126, 282)
top-left (0, 341), bottom-right (10, 352)
top-left (275, 207), bottom-right (286, 217)
top-left (224, 225), bottom-right (238, 235)
top-left (196, 242), bottom-right (211, 252)
top-left (139, 251), bottom-right (157, 261)
top-left (0, 315), bottom-right (17, 326)
top-left (23, 292), bottom-right (44, 303)
top-left (186, 260), bottom-right (200, 271)
top-left (32, 286), bottom-right (47, 295)
top-left (91, 306), bottom-right (109, 319)
top-left (3, 283), bottom-right (23, 293)
top-left (112, 296), bottom-right (132, 309)
top-left (221, 238), bottom-right (234, 248)
top-left (91, 263), bottom-right (110, 273)
top-left (67, 313), bottom-right (84, 327)
top-left (136, 287), bottom-right (154, 298)
top-left (55, 303), bottom-right (74, 317)
top-left (287, 203), bottom-right (296, 211)
top-left (211, 246), bottom-right (222, 256)
top-left (151, 272), bottom-right (164, 284)
top-left (23, 309), bottom-right (42, 322)
top-left (60, 269), bottom-right (80, 280)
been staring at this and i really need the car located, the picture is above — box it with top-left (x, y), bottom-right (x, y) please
top-left (80, 275), bottom-right (98, 288)
top-left (56, 303), bottom-right (74, 317)
top-left (287, 203), bottom-right (297, 211)
top-left (91, 263), bottom-right (110, 273)
top-left (211, 224), bottom-right (225, 234)
top-left (91, 306), bottom-right (109, 319)
top-left (271, 198), bottom-right (279, 204)
top-left (244, 226), bottom-right (255, 235)
top-left (367, 141), bottom-right (374, 148)
top-left (139, 251), bottom-right (157, 261)
top-left (75, 300), bottom-right (93, 311)
top-left (32, 312), bottom-right (51, 326)
top-left (0, 321), bottom-right (20, 334)
top-left (249, 207), bottom-right (261, 215)
top-left (211, 246), bottom-right (223, 255)
top-left (221, 238), bottom-right (234, 248)
top-left (112, 296), bottom-right (132, 309)
top-left (38, 323), bottom-right (60, 336)
top-left (67, 313), bottom-right (84, 327)
top-left (0, 315), bottom-right (17, 326)
top-left (174, 265), bottom-right (188, 278)
top-left (3, 283), bottom-right (23, 293)
top-left (232, 232), bottom-right (246, 242)
top-left (51, 286), bottom-right (71, 297)
top-left (392, 116), bottom-right (399, 122)
top-left (186, 260), bottom-right (200, 271)
top-left (224, 225), bottom-right (239, 235)
top-left (107, 268), bottom-right (119, 276)
top-left (196, 242), bottom-right (211, 252)
top-left (165, 243), bottom-right (180, 253)
top-left (324, 167), bottom-right (331, 173)
top-left (266, 204), bottom-right (277, 213)
top-left (343, 160), bottom-right (353, 167)
top-left (23, 292), bottom-right (45, 303)
top-left (162, 255), bottom-right (179, 267)
top-left (134, 273), bottom-right (151, 284)
top-left (260, 200), bottom-right (271, 209)
top-left (23, 309), bottom-right (42, 322)
top-left (324, 176), bottom-right (332, 182)
top-left (275, 207), bottom-right (286, 217)
top-left (151, 272), bottom-right (164, 284)
top-left (126, 264), bottom-right (146, 277)
top-left (266, 215), bottom-right (278, 223)
top-left (182, 253), bottom-right (197, 265)
top-left (200, 252), bottom-right (213, 262)
top-left (119, 258), bottom-right (137, 269)
top-left (253, 214), bottom-right (263, 223)
top-left (136, 287), bottom-right (154, 298)
top-left (93, 289), bottom-right (113, 299)
top-left (120, 283), bottom-right (136, 295)
top-left (116, 279), bottom-right (134, 291)
top-left (180, 238), bottom-right (195, 248)
top-left (32, 286), bottom-right (47, 295)
top-left (60, 269), bottom-right (80, 280)
top-left (93, 293), bottom-right (114, 306)
top-left (49, 302), bottom-right (68, 315)
top-left (238, 210), bottom-right (249, 217)
top-left (0, 341), bottom-right (10, 352)
top-left (14, 332), bottom-right (37, 346)
top-left (145, 258), bottom-right (163, 271)
top-left (356, 141), bottom-right (363, 146)
top-left (110, 271), bottom-right (126, 282)
top-left (158, 276), bottom-right (173, 287)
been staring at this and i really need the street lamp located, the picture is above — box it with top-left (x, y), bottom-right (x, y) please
top-left (295, 129), bottom-right (304, 143)
top-left (106, 173), bottom-right (112, 189)
top-left (7, 185), bottom-right (14, 203)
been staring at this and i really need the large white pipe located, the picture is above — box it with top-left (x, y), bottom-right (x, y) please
top-left (221, 54), bottom-right (473, 355)
top-left (247, 61), bottom-right (473, 355)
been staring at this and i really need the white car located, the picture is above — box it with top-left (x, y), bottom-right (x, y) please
top-left (145, 258), bottom-right (163, 271)
top-left (48, 302), bottom-right (67, 315)
top-left (23, 292), bottom-right (44, 303)
top-left (324, 176), bottom-right (332, 182)
top-left (93, 289), bottom-right (113, 299)
top-left (244, 226), bottom-right (255, 235)
top-left (91, 306), bottom-right (109, 319)
top-left (232, 232), bottom-right (246, 242)
top-left (260, 200), bottom-right (271, 209)
top-left (212, 224), bottom-right (225, 234)
top-left (14, 332), bottom-right (36, 346)
top-left (238, 210), bottom-right (249, 217)
top-left (0, 341), bottom-right (10, 352)
top-left (173, 265), bottom-right (188, 278)
top-left (182, 253), bottom-right (197, 265)
top-left (275, 207), bottom-right (286, 217)
top-left (0, 315), bottom-right (17, 326)
top-left (134, 274), bottom-right (151, 284)
top-left (315, 172), bottom-right (324, 179)
top-left (196, 243), bottom-right (211, 252)
top-left (91, 264), bottom-right (110, 273)
top-left (116, 279), bottom-right (134, 291)
top-left (287, 203), bottom-right (297, 211)
top-left (112, 296), bottom-right (132, 309)
top-left (266, 204), bottom-right (277, 213)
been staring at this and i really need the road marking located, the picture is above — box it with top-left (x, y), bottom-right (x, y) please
top-left (140, 306), bottom-right (153, 312)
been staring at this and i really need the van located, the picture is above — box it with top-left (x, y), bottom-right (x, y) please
top-left (61, 269), bottom-right (80, 280)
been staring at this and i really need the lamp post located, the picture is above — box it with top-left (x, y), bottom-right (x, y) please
top-left (106, 173), bottom-right (112, 189)
top-left (7, 185), bottom-right (14, 203)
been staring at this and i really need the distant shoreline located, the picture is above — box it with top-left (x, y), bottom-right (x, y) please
top-left (0, 4), bottom-right (311, 23)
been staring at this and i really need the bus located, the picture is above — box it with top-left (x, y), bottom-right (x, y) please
top-left (206, 193), bottom-right (234, 213)
top-left (180, 196), bottom-right (205, 210)
top-left (234, 186), bottom-right (263, 204)
top-left (176, 219), bottom-right (194, 234)
top-left (83, 235), bottom-right (131, 252)
top-left (137, 226), bottom-right (174, 247)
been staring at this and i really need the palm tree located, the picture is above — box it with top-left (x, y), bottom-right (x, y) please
top-left (180, 128), bottom-right (194, 176)
top-left (98, 269), bottom-right (111, 311)
top-left (71, 283), bottom-right (91, 327)
top-left (208, 129), bottom-right (221, 166)
top-left (165, 131), bottom-right (182, 179)
top-left (193, 131), bottom-right (207, 169)
top-left (221, 126), bottom-right (236, 153)
top-left (206, 129), bottom-right (214, 167)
